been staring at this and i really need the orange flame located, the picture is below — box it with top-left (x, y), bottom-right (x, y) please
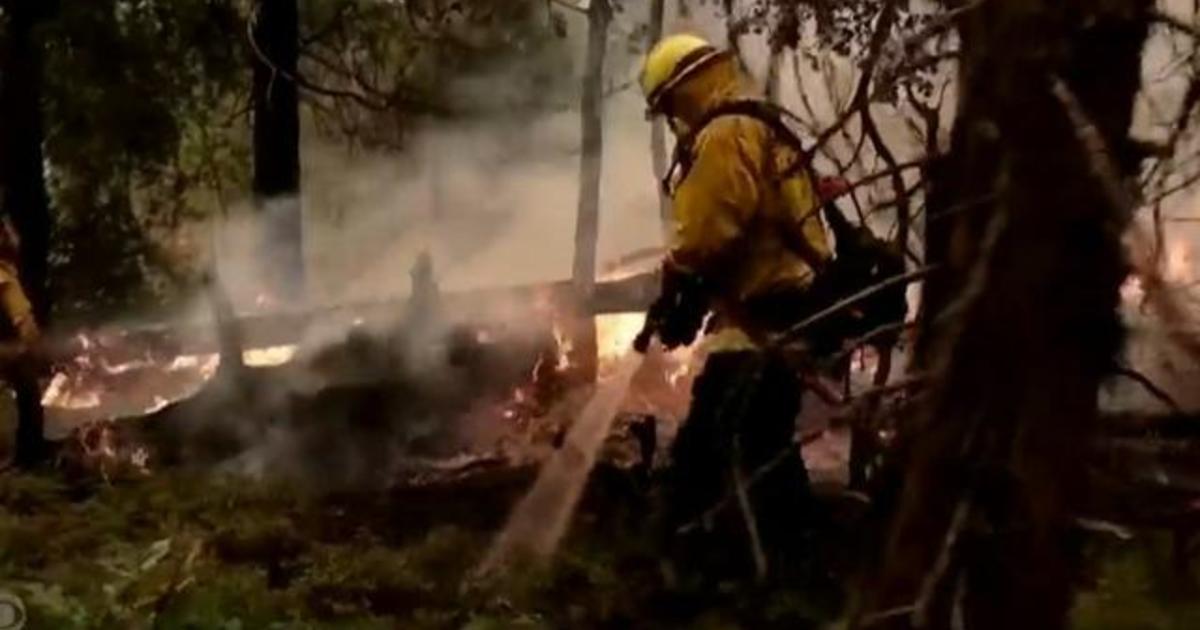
top-left (552, 322), bottom-right (573, 372)
top-left (1165, 238), bottom-right (1196, 285)
top-left (595, 313), bottom-right (645, 364)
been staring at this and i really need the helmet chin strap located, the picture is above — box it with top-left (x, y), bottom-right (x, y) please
top-left (650, 91), bottom-right (690, 137)
top-left (668, 117), bottom-right (690, 138)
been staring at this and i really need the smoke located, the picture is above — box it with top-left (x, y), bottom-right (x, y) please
top-left (61, 2), bottom-right (1200, 486)
top-left (47, 4), bottom-right (754, 480)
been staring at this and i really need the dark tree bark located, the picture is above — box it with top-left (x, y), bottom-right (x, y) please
top-left (568, 0), bottom-right (612, 382)
top-left (251, 0), bottom-right (304, 302)
top-left (864, 1), bottom-right (1151, 628)
top-left (1, 0), bottom-right (55, 468)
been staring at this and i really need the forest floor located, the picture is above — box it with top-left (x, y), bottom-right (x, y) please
top-left (1, 467), bottom-right (1199, 629)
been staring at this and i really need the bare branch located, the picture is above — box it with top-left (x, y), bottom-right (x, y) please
top-left (1154, 9), bottom-right (1200, 40)
top-left (1112, 366), bottom-right (1183, 413)
top-left (790, 51), bottom-right (872, 224)
top-left (811, 0), bottom-right (903, 156)
top-left (861, 105), bottom-right (912, 246)
top-left (829, 321), bottom-right (917, 365)
top-left (1142, 164), bottom-right (1200, 206)
top-left (842, 158), bottom-right (929, 199)
top-left (888, 0), bottom-right (984, 55)
top-left (775, 266), bottom-right (938, 345)
top-left (1049, 76), bottom-right (1137, 218)
top-left (248, 10), bottom-right (391, 111)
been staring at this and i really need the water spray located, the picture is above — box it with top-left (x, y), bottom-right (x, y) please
top-left (476, 352), bottom-right (644, 576)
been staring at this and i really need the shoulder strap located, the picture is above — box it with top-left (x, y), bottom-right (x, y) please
top-left (664, 100), bottom-right (817, 189)
top-left (665, 100), bottom-right (854, 271)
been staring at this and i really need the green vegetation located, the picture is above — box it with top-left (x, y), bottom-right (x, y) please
top-left (12, 0), bottom-right (572, 320)
top-left (0, 469), bottom-right (842, 629)
top-left (3, 469), bottom-right (1195, 629)
top-left (1073, 535), bottom-right (1200, 630)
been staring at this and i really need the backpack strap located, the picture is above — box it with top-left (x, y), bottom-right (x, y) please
top-left (663, 100), bottom-right (847, 273)
top-left (663, 100), bottom-right (818, 193)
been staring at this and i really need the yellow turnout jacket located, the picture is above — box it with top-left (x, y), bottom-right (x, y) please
top-left (0, 261), bottom-right (38, 345)
top-left (666, 57), bottom-right (830, 351)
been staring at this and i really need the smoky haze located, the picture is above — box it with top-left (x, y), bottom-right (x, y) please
top-left (52, 1), bottom-right (1200, 474)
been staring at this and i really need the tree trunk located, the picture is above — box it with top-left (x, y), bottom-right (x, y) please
top-left (864, 2), bottom-right (1150, 628)
top-left (252, 0), bottom-right (304, 303)
top-left (1, 0), bottom-right (54, 468)
top-left (648, 0), bottom-right (671, 233)
top-left (569, 0), bottom-right (611, 382)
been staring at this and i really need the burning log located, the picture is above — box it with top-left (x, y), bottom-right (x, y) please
top-left (42, 273), bottom-right (661, 361)
top-left (41, 257), bottom-right (711, 496)
top-left (111, 317), bottom-right (563, 487)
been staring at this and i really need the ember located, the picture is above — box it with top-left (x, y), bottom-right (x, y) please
top-left (242, 344), bottom-right (298, 367)
top-left (551, 321), bottom-right (573, 372)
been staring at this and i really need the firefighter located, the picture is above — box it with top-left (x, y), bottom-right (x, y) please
top-left (0, 219), bottom-right (45, 468)
top-left (634, 33), bottom-right (844, 582)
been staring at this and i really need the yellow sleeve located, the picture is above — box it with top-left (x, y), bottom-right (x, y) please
top-left (668, 118), bottom-right (762, 274)
top-left (0, 275), bottom-right (38, 344)
top-left (779, 170), bottom-right (832, 261)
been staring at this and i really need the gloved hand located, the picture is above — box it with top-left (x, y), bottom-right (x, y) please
top-left (633, 265), bottom-right (709, 353)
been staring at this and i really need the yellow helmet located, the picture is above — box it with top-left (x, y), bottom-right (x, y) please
top-left (639, 33), bottom-right (722, 115)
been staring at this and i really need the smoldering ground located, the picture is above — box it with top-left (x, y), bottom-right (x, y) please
top-left (76, 99), bottom-right (676, 489)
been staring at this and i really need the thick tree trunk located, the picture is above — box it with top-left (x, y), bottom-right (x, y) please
top-left (864, 2), bottom-right (1150, 628)
top-left (569, 0), bottom-right (611, 382)
top-left (252, 0), bottom-right (304, 302)
top-left (1, 1), bottom-right (54, 468)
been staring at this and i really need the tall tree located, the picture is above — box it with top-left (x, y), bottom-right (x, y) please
top-left (1, 0), bottom-right (55, 468)
top-left (38, 0), bottom-right (247, 319)
top-left (1, 0), bottom-right (53, 320)
top-left (251, 0), bottom-right (304, 302)
top-left (569, 0), bottom-right (612, 382)
top-left (862, 1), bottom-right (1152, 628)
